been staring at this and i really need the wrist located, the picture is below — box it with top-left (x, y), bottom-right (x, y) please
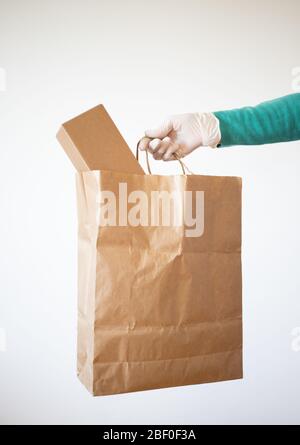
top-left (196, 112), bottom-right (221, 148)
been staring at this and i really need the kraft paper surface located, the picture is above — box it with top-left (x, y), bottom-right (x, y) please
top-left (76, 169), bottom-right (242, 396)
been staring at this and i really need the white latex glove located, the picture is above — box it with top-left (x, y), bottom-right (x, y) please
top-left (139, 112), bottom-right (221, 160)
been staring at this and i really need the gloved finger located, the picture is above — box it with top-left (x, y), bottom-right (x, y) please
top-left (163, 142), bottom-right (180, 161)
top-left (152, 137), bottom-right (172, 160)
top-left (149, 138), bottom-right (162, 152)
top-left (145, 118), bottom-right (173, 139)
top-left (138, 137), bottom-right (151, 151)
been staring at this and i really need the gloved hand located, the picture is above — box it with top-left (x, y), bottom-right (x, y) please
top-left (138, 112), bottom-right (221, 160)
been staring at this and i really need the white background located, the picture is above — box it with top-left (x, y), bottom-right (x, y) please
top-left (0, 0), bottom-right (300, 424)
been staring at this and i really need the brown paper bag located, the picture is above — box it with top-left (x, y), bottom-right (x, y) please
top-left (76, 155), bottom-right (242, 396)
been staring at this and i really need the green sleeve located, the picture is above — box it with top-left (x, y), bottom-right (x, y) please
top-left (213, 93), bottom-right (300, 147)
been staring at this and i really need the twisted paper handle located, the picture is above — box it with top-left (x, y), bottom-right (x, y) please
top-left (136, 137), bottom-right (194, 175)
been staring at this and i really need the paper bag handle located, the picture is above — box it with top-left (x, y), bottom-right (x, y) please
top-left (136, 137), bottom-right (193, 175)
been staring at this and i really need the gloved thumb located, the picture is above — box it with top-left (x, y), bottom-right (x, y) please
top-left (145, 118), bottom-right (173, 139)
